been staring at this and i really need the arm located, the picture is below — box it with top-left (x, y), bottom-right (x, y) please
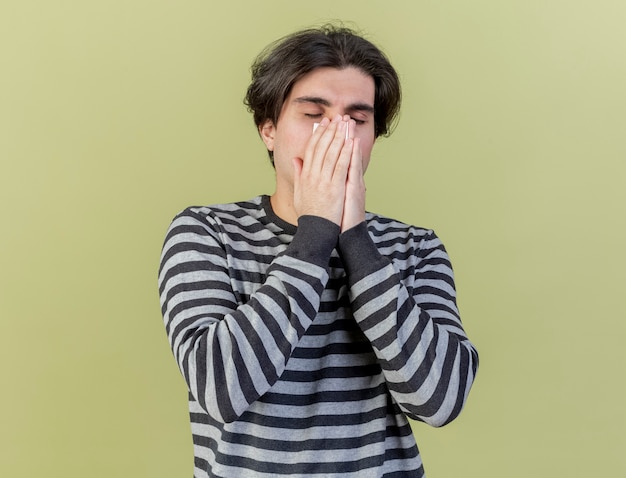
top-left (338, 222), bottom-right (478, 427)
top-left (158, 208), bottom-right (339, 423)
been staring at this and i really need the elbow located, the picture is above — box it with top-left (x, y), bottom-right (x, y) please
top-left (405, 403), bottom-right (463, 428)
top-left (421, 404), bottom-right (465, 428)
top-left (402, 358), bottom-right (479, 428)
top-left (425, 342), bottom-right (479, 427)
top-left (420, 416), bottom-right (452, 429)
top-left (405, 398), bottom-right (467, 428)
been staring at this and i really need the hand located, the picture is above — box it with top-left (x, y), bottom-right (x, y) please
top-left (341, 134), bottom-right (366, 232)
top-left (293, 115), bottom-right (353, 226)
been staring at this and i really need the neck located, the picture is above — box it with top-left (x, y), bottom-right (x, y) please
top-left (270, 190), bottom-right (298, 226)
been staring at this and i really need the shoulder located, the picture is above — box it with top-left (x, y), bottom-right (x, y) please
top-left (163, 196), bottom-right (265, 244)
top-left (364, 212), bottom-right (451, 265)
top-left (365, 211), bottom-right (439, 246)
top-left (168, 196), bottom-right (264, 231)
top-left (175, 196), bottom-right (264, 225)
top-left (364, 212), bottom-right (455, 283)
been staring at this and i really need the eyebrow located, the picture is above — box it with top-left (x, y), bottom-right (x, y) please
top-left (293, 96), bottom-right (375, 114)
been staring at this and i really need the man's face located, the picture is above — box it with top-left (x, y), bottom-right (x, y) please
top-left (260, 66), bottom-right (376, 191)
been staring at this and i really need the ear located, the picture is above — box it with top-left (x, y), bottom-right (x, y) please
top-left (258, 120), bottom-right (276, 153)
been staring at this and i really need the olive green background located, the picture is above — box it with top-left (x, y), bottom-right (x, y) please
top-left (2, 1), bottom-right (624, 476)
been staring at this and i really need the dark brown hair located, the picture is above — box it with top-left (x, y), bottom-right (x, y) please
top-left (244, 24), bottom-right (401, 162)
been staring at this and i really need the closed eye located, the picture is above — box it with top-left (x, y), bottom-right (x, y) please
top-left (305, 113), bottom-right (366, 124)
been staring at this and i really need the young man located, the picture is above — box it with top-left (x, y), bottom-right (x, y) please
top-left (158, 25), bottom-right (478, 478)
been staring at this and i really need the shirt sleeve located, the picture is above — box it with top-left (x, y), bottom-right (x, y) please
top-left (158, 209), bottom-right (340, 423)
top-left (337, 221), bottom-right (479, 427)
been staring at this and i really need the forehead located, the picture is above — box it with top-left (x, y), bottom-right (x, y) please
top-left (289, 66), bottom-right (375, 104)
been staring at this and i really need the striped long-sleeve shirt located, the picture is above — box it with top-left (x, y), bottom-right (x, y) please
top-left (158, 195), bottom-right (478, 478)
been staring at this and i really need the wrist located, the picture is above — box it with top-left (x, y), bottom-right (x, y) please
top-left (338, 220), bottom-right (384, 279)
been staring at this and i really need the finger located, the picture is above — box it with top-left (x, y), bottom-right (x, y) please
top-left (332, 135), bottom-right (353, 183)
top-left (331, 119), bottom-right (357, 181)
top-left (346, 118), bottom-right (355, 141)
top-left (347, 137), bottom-right (363, 182)
top-left (319, 119), bottom-right (349, 176)
top-left (302, 117), bottom-right (332, 176)
top-left (311, 116), bottom-right (330, 139)
top-left (307, 115), bottom-right (341, 169)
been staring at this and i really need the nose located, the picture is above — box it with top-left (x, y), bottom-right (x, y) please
top-left (329, 113), bottom-right (351, 122)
